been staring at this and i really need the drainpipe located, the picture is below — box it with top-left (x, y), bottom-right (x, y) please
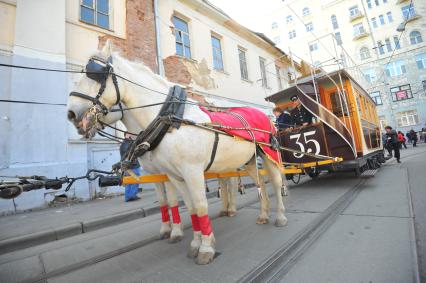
top-left (154, 0), bottom-right (164, 76)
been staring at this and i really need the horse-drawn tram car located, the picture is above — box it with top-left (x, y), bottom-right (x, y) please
top-left (267, 69), bottom-right (385, 177)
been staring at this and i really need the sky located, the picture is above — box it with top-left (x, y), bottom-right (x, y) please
top-left (208, 0), bottom-right (284, 32)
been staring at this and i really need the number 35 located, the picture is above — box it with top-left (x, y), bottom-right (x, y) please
top-left (289, 130), bottom-right (321, 158)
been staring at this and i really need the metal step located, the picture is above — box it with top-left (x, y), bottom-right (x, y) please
top-left (361, 168), bottom-right (379, 177)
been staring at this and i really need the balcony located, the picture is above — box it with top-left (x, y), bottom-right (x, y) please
top-left (349, 11), bottom-right (364, 22)
top-left (396, 0), bottom-right (409, 4)
top-left (353, 31), bottom-right (369, 41)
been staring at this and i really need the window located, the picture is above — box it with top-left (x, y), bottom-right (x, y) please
top-left (363, 68), bottom-right (377, 82)
top-left (387, 12), bottom-right (393, 22)
top-left (423, 80), bottom-right (426, 94)
top-left (360, 47), bottom-right (371, 60)
top-left (259, 57), bottom-right (268, 88)
top-left (211, 35), bottom-right (224, 71)
top-left (371, 18), bottom-right (378, 28)
top-left (410, 31), bottom-right (423, 45)
top-left (366, 0), bottom-right (372, 9)
top-left (274, 36), bottom-right (281, 44)
top-left (288, 30), bottom-right (296, 39)
top-left (238, 48), bottom-right (248, 80)
top-left (276, 65), bottom-right (283, 90)
top-left (415, 53), bottom-right (426, 69)
top-left (302, 7), bottom-right (310, 16)
top-left (309, 42), bottom-right (318, 52)
top-left (393, 36), bottom-right (401, 49)
top-left (402, 4), bottom-right (416, 20)
top-left (80, 0), bottom-right (109, 29)
top-left (369, 91), bottom-right (382, 105)
top-left (390, 84), bottom-right (413, 101)
top-left (331, 15), bottom-right (338, 30)
top-left (353, 23), bottom-right (366, 37)
top-left (286, 15), bottom-right (293, 23)
top-left (379, 116), bottom-right (388, 131)
top-left (383, 0), bottom-right (387, 3)
top-left (335, 32), bottom-right (342, 45)
top-left (349, 6), bottom-right (360, 17)
top-left (377, 41), bottom-right (385, 55)
top-left (374, 0), bottom-right (379, 6)
top-left (173, 16), bottom-right (191, 59)
top-left (396, 110), bottom-right (418, 127)
top-left (306, 22), bottom-right (313, 32)
top-left (341, 53), bottom-right (347, 67)
top-left (385, 38), bottom-right (392, 52)
top-left (379, 15), bottom-right (385, 25)
top-left (272, 22), bottom-right (278, 29)
top-left (385, 60), bottom-right (406, 77)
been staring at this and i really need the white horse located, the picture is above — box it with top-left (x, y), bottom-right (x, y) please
top-left (101, 107), bottom-right (238, 242)
top-left (67, 44), bottom-right (287, 264)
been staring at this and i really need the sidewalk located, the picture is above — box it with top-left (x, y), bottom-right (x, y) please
top-left (0, 177), bottom-right (253, 254)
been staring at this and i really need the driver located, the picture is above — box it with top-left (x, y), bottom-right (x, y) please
top-left (290, 96), bottom-right (313, 126)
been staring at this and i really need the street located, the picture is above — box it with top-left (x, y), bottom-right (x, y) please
top-left (0, 144), bottom-right (424, 283)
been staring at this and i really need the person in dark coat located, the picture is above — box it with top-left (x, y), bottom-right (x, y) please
top-left (385, 126), bottom-right (401, 163)
top-left (120, 133), bottom-right (141, 202)
top-left (273, 108), bottom-right (293, 130)
top-left (409, 129), bottom-right (418, 147)
top-left (290, 96), bottom-right (313, 126)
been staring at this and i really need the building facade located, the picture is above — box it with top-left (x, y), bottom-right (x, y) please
top-left (266, 0), bottom-right (426, 132)
top-left (0, 0), bottom-right (294, 213)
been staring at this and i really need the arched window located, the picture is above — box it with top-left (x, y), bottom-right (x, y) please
top-left (286, 15), bottom-right (293, 23)
top-left (302, 7), bottom-right (310, 16)
top-left (360, 47), bottom-right (371, 60)
top-left (331, 15), bottom-right (338, 29)
top-left (271, 22), bottom-right (278, 29)
top-left (410, 31), bottom-right (423, 45)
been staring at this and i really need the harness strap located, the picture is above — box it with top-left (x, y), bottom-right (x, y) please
top-left (205, 132), bottom-right (219, 172)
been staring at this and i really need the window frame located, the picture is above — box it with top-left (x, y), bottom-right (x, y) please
top-left (306, 22), bottom-right (314, 32)
top-left (259, 57), bottom-right (268, 88)
top-left (211, 34), bottom-right (224, 71)
top-left (349, 6), bottom-right (360, 17)
top-left (402, 4), bottom-right (416, 20)
top-left (386, 11), bottom-right (393, 22)
top-left (385, 61), bottom-right (406, 78)
top-left (331, 15), bottom-right (338, 30)
top-left (335, 32), bottom-right (342, 46)
top-left (371, 17), bottom-right (378, 28)
top-left (409, 31), bottom-right (423, 45)
top-left (379, 15), bottom-right (385, 25)
top-left (288, 30), bottom-right (296, 39)
top-left (369, 91), bottom-right (383, 105)
top-left (377, 41), bottom-right (385, 55)
top-left (366, 0), bottom-right (372, 9)
top-left (363, 68), bottom-right (377, 82)
top-left (309, 42), bottom-right (319, 52)
top-left (390, 84), bottom-right (413, 102)
top-left (286, 15), bottom-right (293, 23)
top-left (80, 0), bottom-right (110, 30)
top-left (396, 110), bottom-right (418, 127)
top-left (360, 47), bottom-right (371, 60)
top-left (238, 47), bottom-right (249, 81)
top-left (415, 53), bottom-right (426, 70)
top-left (385, 38), bottom-right (392, 52)
top-left (353, 23), bottom-right (366, 37)
top-left (302, 7), bottom-right (310, 16)
top-left (173, 16), bottom-right (191, 59)
top-left (393, 36), bottom-right (401, 49)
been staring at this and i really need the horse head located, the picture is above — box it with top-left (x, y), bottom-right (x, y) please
top-left (67, 41), bottom-right (127, 138)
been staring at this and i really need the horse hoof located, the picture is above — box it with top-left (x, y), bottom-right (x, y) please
top-left (256, 217), bottom-right (269, 225)
top-left (169, 235), bottom-right (183, 243)
top-left (219, 211), bottom-right (228, 217)
top-left (274, 217), bottom-right (288, 227)
top-left (187, 246), bottom-right (199, 259)
top-left (160, 231), bottom-right (171, 239)
top-left (195, 251), bottom-right (215, 265)
top-left (228, 211), bottom-right (237, 217)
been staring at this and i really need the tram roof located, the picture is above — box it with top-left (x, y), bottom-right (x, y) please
top-left (266, 69), bottom-right (369, 104)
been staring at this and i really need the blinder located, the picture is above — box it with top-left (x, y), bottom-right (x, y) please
top-left (86, 56), bottom-right (110, 83)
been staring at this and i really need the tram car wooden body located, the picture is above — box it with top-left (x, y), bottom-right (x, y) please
top-left (266, 70), bottom-right (385, 176)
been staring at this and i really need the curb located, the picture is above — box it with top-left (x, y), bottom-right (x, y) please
top-left (0, 183), bottom-right (254, 255)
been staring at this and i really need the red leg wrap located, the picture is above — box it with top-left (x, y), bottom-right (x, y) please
top-left (191, 214), bottom-right (201, 232)
top-left (160, 205), bottom-right (170, 223)
top-left (198, 214), bottom-right (212, 236)
top-left (170, 206), bottom-right (181, 224)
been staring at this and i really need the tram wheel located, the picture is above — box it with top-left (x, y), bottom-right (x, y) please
top-left (306, 167), bottom-right (320, 179)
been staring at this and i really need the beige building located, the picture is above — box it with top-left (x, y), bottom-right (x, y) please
top-left (0, 0), bottom-right (296, 213)
top-left (266, 0), bottom-right (426, 132)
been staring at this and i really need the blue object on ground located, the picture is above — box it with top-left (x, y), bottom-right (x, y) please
top-left (125, 167), bottom-right (141, 202)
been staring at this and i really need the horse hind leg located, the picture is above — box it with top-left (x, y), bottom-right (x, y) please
top-left (227, 177), bottom-right (238, 217)
top-left (155, 183), bottom-right (172, 239)
top-left (165, 182), bottom-right (184, 243)
top-left (263, 156), bottom-right (287, 227)
top-left (218, 178), bottom-right (229, 217)
top-left (245, 157), bottom-right (270, 224)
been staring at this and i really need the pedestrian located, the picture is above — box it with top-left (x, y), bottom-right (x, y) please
top-left (406, 131), bottom-right (411, 144)
top-left (120, 133), bottom-right (141, 202)
top-left (273, 107), bottom-right (293, 130)
top-left (409, 129), bottom-right (418, 147)
top-left (397, 131), bottom-right (407, 149)
top-left (385, 126), bottom-right (401, 163)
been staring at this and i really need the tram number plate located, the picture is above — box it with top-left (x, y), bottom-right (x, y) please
top-left (289, 130), bottom-right (321, 159)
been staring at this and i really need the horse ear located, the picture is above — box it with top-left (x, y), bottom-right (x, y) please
top-left (101, 39), bottom-right (113, 57)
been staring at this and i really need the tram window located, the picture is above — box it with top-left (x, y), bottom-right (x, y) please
top-left (330, 92), bottom-right (344, 117)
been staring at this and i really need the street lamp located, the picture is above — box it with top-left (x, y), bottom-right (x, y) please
top-left (396, 22), bottom-right (406, 32)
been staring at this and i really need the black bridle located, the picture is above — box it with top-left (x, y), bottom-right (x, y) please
top-left (69, 56), bottom-right (123, 117)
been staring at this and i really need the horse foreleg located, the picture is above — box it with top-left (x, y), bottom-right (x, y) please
top-left (263, 157), bottom-right (287, 227)
top-left (163, 182), bottom-right (183, 243)
top-left (218, 178), bottom-right (229, 217)
top-left (245, 157), bottom-right (270, 224)
top-left (182, 169), bottom-right (215, 265)
top-left (155, 183), bottom-right (171, 239)
top-left (167, 177), bottom-right (201, 258)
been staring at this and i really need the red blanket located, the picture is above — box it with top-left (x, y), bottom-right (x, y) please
top-left (200, 107), bottom-right (281, 166)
